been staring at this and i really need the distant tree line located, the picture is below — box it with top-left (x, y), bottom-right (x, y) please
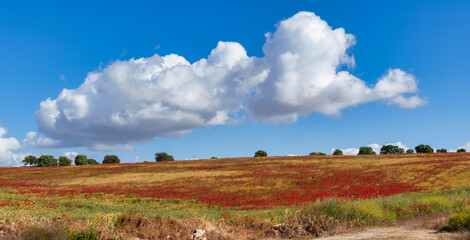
top-left (21, 145), bottom-right (468, 168)
top-left (22, 154), bottom-right (120, 167)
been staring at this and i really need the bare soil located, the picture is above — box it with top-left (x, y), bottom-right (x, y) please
top-left (318, 226), bottom-right (458, 240)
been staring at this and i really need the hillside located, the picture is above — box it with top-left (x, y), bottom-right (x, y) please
top-left (1, 153), bottom-right (470, 239)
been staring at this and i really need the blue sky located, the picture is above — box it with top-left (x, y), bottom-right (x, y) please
top-left (1, 0), bottom-right (470, 165)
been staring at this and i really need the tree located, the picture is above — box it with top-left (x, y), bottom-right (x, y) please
top-left (210, 157), bottom-right (218, 159)
top-left (22, 155), bottom-right (38, 166)
top-left (436, 149), bottom-right (447, 153)
top-left (358, 147), bottom-right (376, 155)
top-left (332, 149), bottom-right (343, 155)
top-left (318, 152), bottom-right (327, 156)
top-left (155, 152), bottom-right (175, 161)
top-left (254, 150), bottom-right (267, 157)
top-left (406, 149), bottom-right (414, 154)
top-left (87, 159), bottom-right (99, 164)
top-left (75, 155), bottom-right (88, 165)
top-left (58, 156), bottom-right (72, 166)
top-left (380, 145), bottom-right (404, 155)
top-left (103, 155), bottom-right (120, 164)
top-left (37, 155), bottom-right (57, 167)
top-left (415, 144), bottom-right (434, 153)
top-left (457, 148), bottom-right (467, 153)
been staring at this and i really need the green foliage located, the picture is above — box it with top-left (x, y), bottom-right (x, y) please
top-left (415, 144), bottom-right (434, 153)
top-left (457, 148), bottom-right (467, 153)
top-left (310, 152), bottom-right (327, 156)
top-left (66, 229), bottom-right (100, 240)
top-left (58, 156), bottom-right (72, 166)
top-left (21, 225), bottom-right (65, 240)
top-left (332, 149), bottom-right (343, 155)
top-left (380, 145), bottom-right (404, 155)
top-left (75, 155), bottom-right (88, 165)
top-left (22, 155), bottom-right (38, 166)
top-left (37, 155), bottom-right (57, 167)
top-left (103, 155), bottom-right (120, 164)
top-left (211, 157), bottom-right (218, 159)
top-left (87, 159), bottom-right (100, 164)
top-left (436, 149), bottom-right (447, 153)
top-left (441, 208), bottom-right (470, 232)
top-left (406, 149), bottom-right (414, 154)
top-left (358, 147), bottom-right (376, 155)
top-left (155, 152), bottom-right (175, 161)
top-left (254, 150), bottom-right (267, 157)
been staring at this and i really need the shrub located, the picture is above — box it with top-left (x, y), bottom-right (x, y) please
top-left (75, 155), bottom-right (88, 165)
top-left (441, 209), bottom-right (470, 232)
top-left (457, 148), bottom-right (467, 153)
top-left (358, 147), bottom-right (376, 155)
top-left (380, 145), bottom-right (404, 154)
top-left (21, 224), bottom-right (65, 240)
top-left (87, 159), bottom-right (99, 164)
top-left (103, 155), bottom-right (120, 164)
top-left (415, 144), bottom-right (434, 153)
top-left (332, 149), bottom-right (343, 155)
top-left (22, 155), bottom-right (38, 166)
top-left (37, 155), bottom-right (57, 167)
top-left (155, 152), bottom-right (175, 161)
top-left (58, 156), bottom-right (72, 166)
top-left (436, 149), bottom-right (447, 153)
top-left (318, 152), bottom-right (327, 156)
top-left (406, 149), bottom-right (414, 154)
top-left (309, 152), bottom-right (318, 156)
top-left (210, 157), bottom-right (218, 159)
top-left (254, 150), bottom-right (267, 157)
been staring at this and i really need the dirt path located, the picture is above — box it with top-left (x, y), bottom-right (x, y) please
top-left (318, 226), bottom-right (457, 240)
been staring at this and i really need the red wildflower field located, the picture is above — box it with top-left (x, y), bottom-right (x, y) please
top-left (1, 153), bottom-right (469, 211)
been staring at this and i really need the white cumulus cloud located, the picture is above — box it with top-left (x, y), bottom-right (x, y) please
top-left (0, 126), bottom-right (30, 166)
top-left (35, 11), bottom-right (426, 150)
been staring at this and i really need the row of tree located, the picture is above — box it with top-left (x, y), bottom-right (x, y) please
top-left (330, 144), bottom-right (466, 156)
top-left (22, 154), bottom-right (121, 167)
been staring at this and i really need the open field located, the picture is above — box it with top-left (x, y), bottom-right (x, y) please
top-left (1, 153), bottom-right (470, 239)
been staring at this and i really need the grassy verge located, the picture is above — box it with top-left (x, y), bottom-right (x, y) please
top-left (1, 187), bottom-right (470, 239)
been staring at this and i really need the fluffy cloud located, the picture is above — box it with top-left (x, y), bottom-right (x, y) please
top-left (247, 12), bottom-right (425, 122)
top-left (35, 11), bottom-right (426, 149)
top-left (336, 141), bottom-right (410, 155)
top-left (0, 126), bottom-right (29, 166)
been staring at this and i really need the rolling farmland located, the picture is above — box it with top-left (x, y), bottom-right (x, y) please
top-left (1, 153), bottom-right (470, 239)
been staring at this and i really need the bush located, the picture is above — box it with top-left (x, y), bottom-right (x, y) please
top-left (436, 149), bottom-right (447, 153)
top-left (21, 224), bottom-right (65, 240)
top-left (37, 155), bottom-right (57, 167)
top-left (332, 149), bottom-right (343, 155)
top-left (58, 156), bottom-right (72, 166)
top-left (318, 152), bottom-right (327, 156)
top-left (103, 155), bottom-right (120, 164)
top-left (406, 149), bottom-right (414, 154)
top-left (211, 157), bottom-right (218, 159)
top-left (457, 148), bottom-right (467, 153)
top-left (155, 152), bottom-right (175, 161)
top-left (415, 144), bottom-right (434, 153)
top-left (75, 155), bottom-right (88, 165)
top-left (22, 155), bottom-right (38, 166)
top-left (254, 150), bottom-right (267, 157)
top-left (441, 209), bottom-right (470, 232)
top-left (358, 147), bottom-right (376, 155)
top-left (87, 159), bottom-right (99, 164)
top-left (309, 152), bottom-right (318, 156)
top-left (380, 145), bottom-right (404, 154)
